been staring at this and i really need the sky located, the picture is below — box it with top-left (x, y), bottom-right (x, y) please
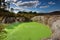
top-left (5, 0), bottom-right (60, 13)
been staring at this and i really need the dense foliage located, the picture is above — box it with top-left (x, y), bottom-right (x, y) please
top-left (0, 24), bottom-right (7, 40)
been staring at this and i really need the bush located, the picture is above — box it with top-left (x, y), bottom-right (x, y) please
top-left (0, 24), bottom-right (7, 40)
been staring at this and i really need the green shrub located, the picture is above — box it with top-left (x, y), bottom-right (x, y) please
top-left (0, 24), bottom-right (7, 40)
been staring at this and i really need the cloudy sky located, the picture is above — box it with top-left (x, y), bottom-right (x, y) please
top-left (5, 0), bottom-right (60, 13)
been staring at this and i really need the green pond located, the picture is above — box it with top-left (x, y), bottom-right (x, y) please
top-left (5, 22), bottom-right (52, 40)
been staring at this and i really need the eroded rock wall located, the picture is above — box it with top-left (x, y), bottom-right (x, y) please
top-left (31, 15), bottom-right (60, 40)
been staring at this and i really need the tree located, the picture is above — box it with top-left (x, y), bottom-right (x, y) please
top-left (29, 11), bottom-right (33, 14)
top-left (0, 0), bottom-right (10, 10)
top-left (0, 0), bottom-right (1, 7)
top-left (6, 1), bottom-right (10, 10)
top-left (0, 0), bottom-right (6, 9)
top-left (18, 11), bottom-right (22, 13)
top-left (33, 12), bottom-right (37, 14)
top-left (10, 8), bottom-right (14, 12)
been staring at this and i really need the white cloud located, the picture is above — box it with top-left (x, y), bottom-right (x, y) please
top-left (14, 0), bottom-right (39, 8)
top-left (5, 0), bottom-right (40, 13)
top-left (5, 0), bottom-right (17, 2)
top-left (5, 0), bottom-right (10, 2)
top-left (48, 1), bottom-right (55, 5)
top-left (40, 5), bottom-right (49, 8)
top-left (11, 0), bottom-right (17, 2)
top-left (39, 1), bottom-right (55, 8)
top-left (13, 7), bottom-right (31, 12)
top-left (14, 7), bottom-right (25, 11)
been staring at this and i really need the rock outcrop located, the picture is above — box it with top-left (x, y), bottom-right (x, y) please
top-left (31, 15), bottom-right (60, 40)
top-left (1, 17), bottom-right (26, 23)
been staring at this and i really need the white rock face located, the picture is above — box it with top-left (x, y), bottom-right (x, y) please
top-left (50, 20), bottom-right (60, 40)
top-left (48, 17), bottom-right (57, 27)
top-left (31, 16), bottom-right (41, 22)
top-left (31, 16), bottom-right (48, 24)
top-left (44, 20), bottom-right (60, 40)
top-left (51, 20), bottom-right (60, 32)
top-left (31, 16), bottom-right (60, 40)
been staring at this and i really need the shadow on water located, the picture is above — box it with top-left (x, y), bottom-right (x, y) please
top-left (6, 22), bottom-right (32, 29)
top-left (6, 22), bottom-right (22, 29)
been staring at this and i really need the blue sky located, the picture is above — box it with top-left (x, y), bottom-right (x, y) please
top-left (5, 0), bottom-right (60, 13)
